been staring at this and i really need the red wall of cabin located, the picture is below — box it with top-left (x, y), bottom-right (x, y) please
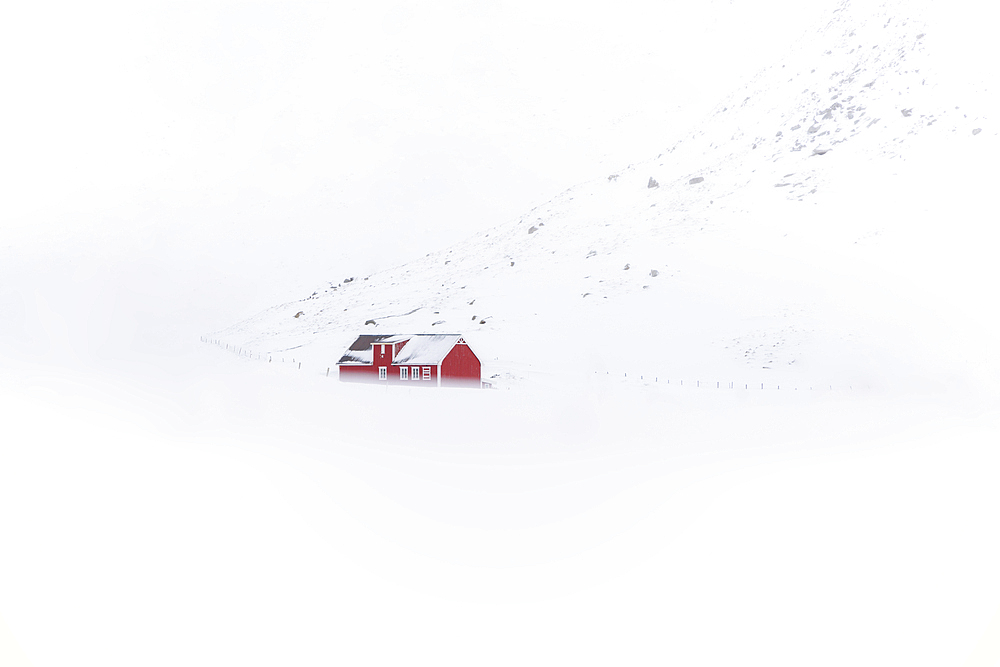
top-left (339, 339), bottom-right (479, 387)
top-left (339, 363), bottom-right (438, 385)
top-left (388, 364), bottom-right (437, 385)
top-left (441, 343), bottom-right (481, 387)
top-left (338, 365), bottom-right (377, 383)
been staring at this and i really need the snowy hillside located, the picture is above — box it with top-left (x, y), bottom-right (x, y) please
top-left (213, 0), bottom-right (995, 393)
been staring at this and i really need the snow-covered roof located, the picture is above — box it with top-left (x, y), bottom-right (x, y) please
top-left (392, 335), bottom-right (463, 365)
top-left (336, 334), bottom-right (409, 364)
top-left (337, 334), bottom-right (465, 365)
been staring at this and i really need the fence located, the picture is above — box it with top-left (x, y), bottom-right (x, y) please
top-left (606, 370), bottom-right (864, 391)
top-left (202, 336), bottom-right (868, 392)
top-left (200, 336), bottom-right (331, 376)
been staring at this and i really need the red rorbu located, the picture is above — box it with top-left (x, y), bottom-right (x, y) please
top-left (337, 334), bottom-right (482, 388)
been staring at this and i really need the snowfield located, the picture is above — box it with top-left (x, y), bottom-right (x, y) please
top-left (3, 348), bottom-right (998, 666)
top-left (2, 0), bottom-right (998, 666)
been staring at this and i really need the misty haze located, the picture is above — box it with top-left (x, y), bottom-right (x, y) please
top-left (2, 1), bottom-right (998, 665)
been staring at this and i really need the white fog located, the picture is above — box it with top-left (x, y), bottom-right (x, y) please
top-left (2, 1), bottom-right (998, 665)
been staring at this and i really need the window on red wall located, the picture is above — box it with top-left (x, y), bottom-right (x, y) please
top-left (422, 367), bottom-right (431, 380)
top-left (378, 367), bottom-right (387, 380)
top-left (411, 367), bottom-right (419, 380)
top-left (400, 367), bottom-right (408, 380)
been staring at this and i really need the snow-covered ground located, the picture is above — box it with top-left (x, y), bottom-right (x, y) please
top-left (3, 348), bottom-right (999, 666)
top-left (2, 1), bottom-right (999, 665)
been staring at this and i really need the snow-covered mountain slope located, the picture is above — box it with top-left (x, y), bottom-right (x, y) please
top-left (213, 0), bottom-right (996, 392)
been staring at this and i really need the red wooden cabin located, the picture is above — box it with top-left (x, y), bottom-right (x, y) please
top-left (337, 334), bottom-right (482, 388)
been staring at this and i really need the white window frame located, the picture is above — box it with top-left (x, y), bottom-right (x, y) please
top-left (411, 367), bottom-right (419, 380)
top-left (400, 367), bottom-right (408, 380)
top-left (378, 367), bottom-right (387, 380)
top-left (422, 367), bottom-right (431, 380)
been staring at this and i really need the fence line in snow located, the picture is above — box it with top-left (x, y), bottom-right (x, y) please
top-left (606, 369), bottom-right (861, 391)
top-left (200, 336), bottom-right (866, 391)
